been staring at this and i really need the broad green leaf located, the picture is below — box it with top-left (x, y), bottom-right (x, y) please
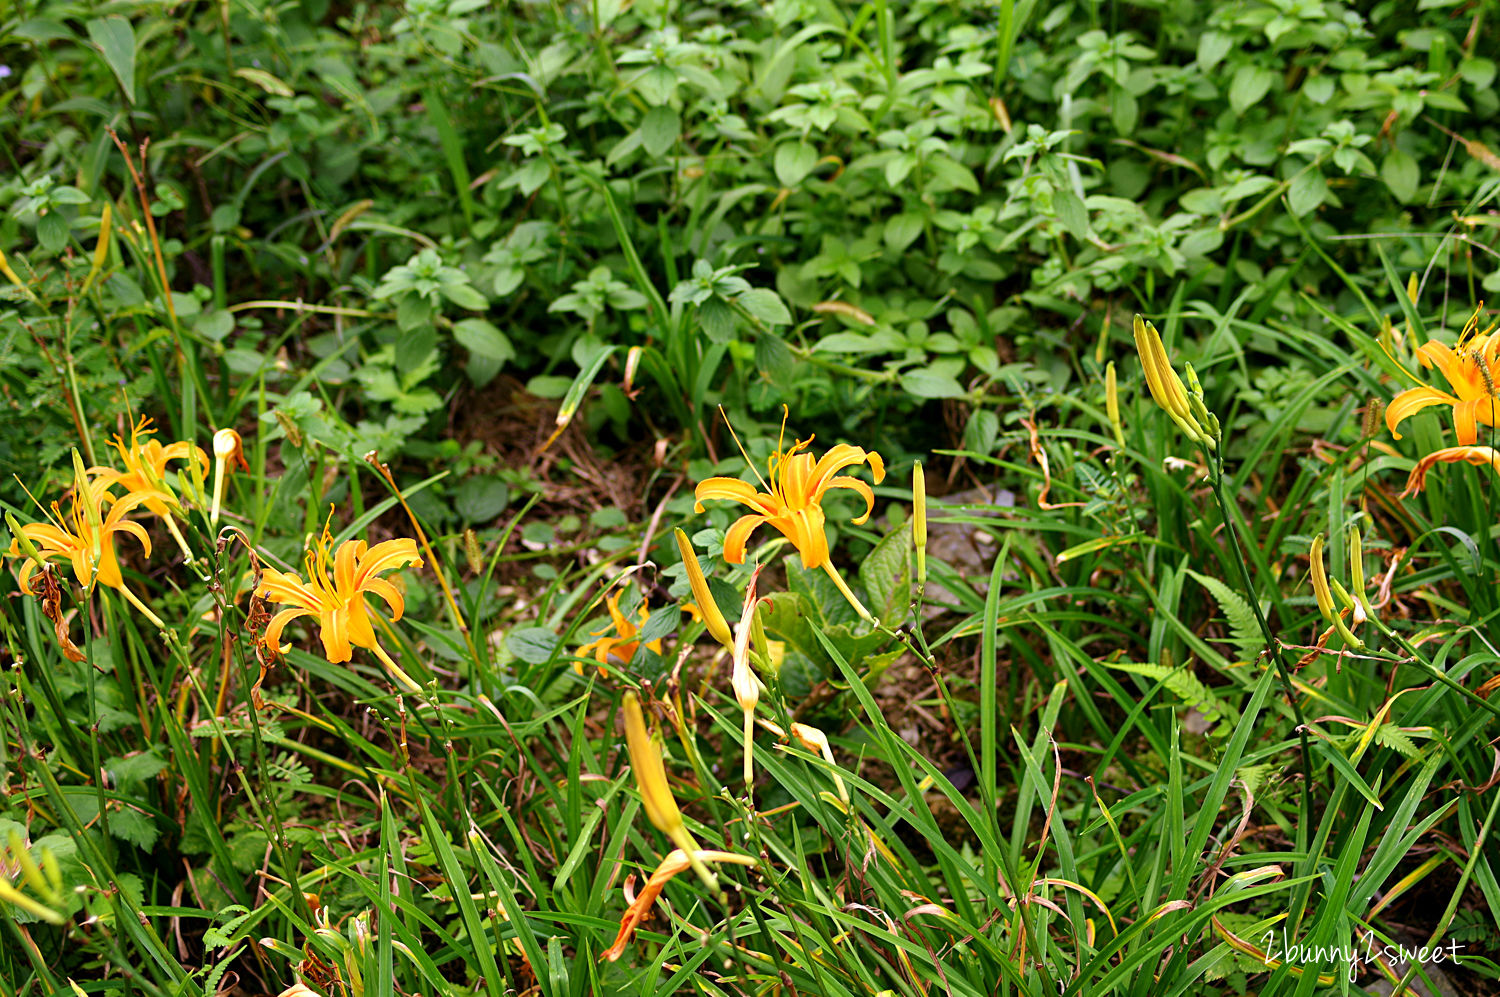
top-left (884, 212), bottom-right (925, 251)
top-left (1054, 188), bottom-right (1090, 239)
top-left (640, 104), bottom-right (680, 157)
top-left (1381, 148), bottom-right (1420, 203)
top-left (901, 366), bottom-right (966, 399)
top-left (859, 525), bottom-right (913, 623)
top-left (455, 475), bottom-right (510, 522)
top-left (453, 318), bottom-right (514, 363)
top-left (774, 141), bottom-right (817, 187)
top-left (1196, 31), bottom-right (1232, 71)
top-left (739, 288), bottom-right (791, 326)
top-left (1228, 64), bottom-right (1274, 114)
top-left (507, 627), bottom-right (562, 664)
top-left (86, 16), bottom-right (136, 104)
top-left (1287, 169), bottom-right (1328, 217)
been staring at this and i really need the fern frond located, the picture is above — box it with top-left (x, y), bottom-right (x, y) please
top-left (1373, 724), bottom-right (1423, 759)
top-left (1108, 660), bottom-right (1239, 730)
top-left (1187, 569), bottom-right (1262, 662)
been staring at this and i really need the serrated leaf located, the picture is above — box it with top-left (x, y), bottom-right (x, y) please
top-left (108, 808), bottom-right (160, 851)
top-left (1186, 569), bottom-right (1262, 662)
top-left (1373, 724), bottom-right (1423, 760)
top-left (106, 751), bottom-right (168, 786)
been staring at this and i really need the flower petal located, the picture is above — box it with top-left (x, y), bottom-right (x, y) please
top-left (344, 598), bottom-right (379, 652)
top-left (334, 539), bottom-right (363, 596)
top-left (1401, 445), bottom-right (1500, 497)
top-left (823, 475), bottom-right (875, 524)
top-left (260, 567), bottom-right (323, 609)
top-left (361, 576), bottom-right (405, 620)
top-left (1455, 398), bottom-right (1481, 445)
top-left (22, 524), bottom-right (78, 554)
top-left (694, 477), bottom-right (775, 515)
top-left (320, 608), bottom-right (353, 663)
top-left (722, 514), bottom-right (768, 564)
top-left (111, 518), bottom-right (153, 561)
top-left (264, 607), bottom-right (315, 652)
top-left (786, 507), bottom-right (829, 569)
top-left (805, 444), bottom-right (879, 498)
top-left (354, 539), bottom-right (421, 589)
top-left (1386, 386), bottom-right (1459, 440)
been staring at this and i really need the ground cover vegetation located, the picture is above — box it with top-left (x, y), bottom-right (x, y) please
top-left (3, 0), bottom-right (1500, 994)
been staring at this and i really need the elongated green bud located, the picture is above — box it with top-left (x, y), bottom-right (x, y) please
top-left (674, 529), bottom-right (733, 651)
top-left (1348, 525), bottom-right (1376, 624)
top-left (1310, 534), bottom-right (1364, 649)
top-left (1105, 362), bottom-right (1125, 446)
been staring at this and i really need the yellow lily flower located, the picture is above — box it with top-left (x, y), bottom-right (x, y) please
top-left (600, 848), bottom-right (756, 962)
top-left (1387, 316), bottom-right (1500, 444)
top-left (576, 590), bottom-right (664, 675)
top-left (8, 479), bottom-right (152, 595)
top-left (89, 416), bottom-right (208, 562)
top-left (1399, 444), bottom-right (1500, 497)
top-left (693, 428), bottom-right (884, 572)
top-left (258, 527), bottom-right (424, 692)
top-left (89, 416), bottom-right (208, 517)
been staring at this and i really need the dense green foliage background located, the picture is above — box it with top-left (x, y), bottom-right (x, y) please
top-left (5, 0), bottom-right (1500, 995)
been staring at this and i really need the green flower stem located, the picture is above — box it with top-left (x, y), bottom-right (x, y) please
top-left (1205, 455), bottom-right (1316, 870)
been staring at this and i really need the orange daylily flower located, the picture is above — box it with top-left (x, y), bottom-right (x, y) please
top-left (1399, 445), bottom-right (1500, 497)
top-left (576, 590), bottom-right (664, 674)
top-left (8, 479), bottom-right (152, 594)
top-left (601, 848), bottom-right (756, 962)
top-left (258, 527), bottom-right (424, 691)
top-left (1387, 315), bottom-right (1500, 445)
top-left (694, 428), bottom-right (884, 571)
top-left (89, 416), bottom-right (208, 518)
